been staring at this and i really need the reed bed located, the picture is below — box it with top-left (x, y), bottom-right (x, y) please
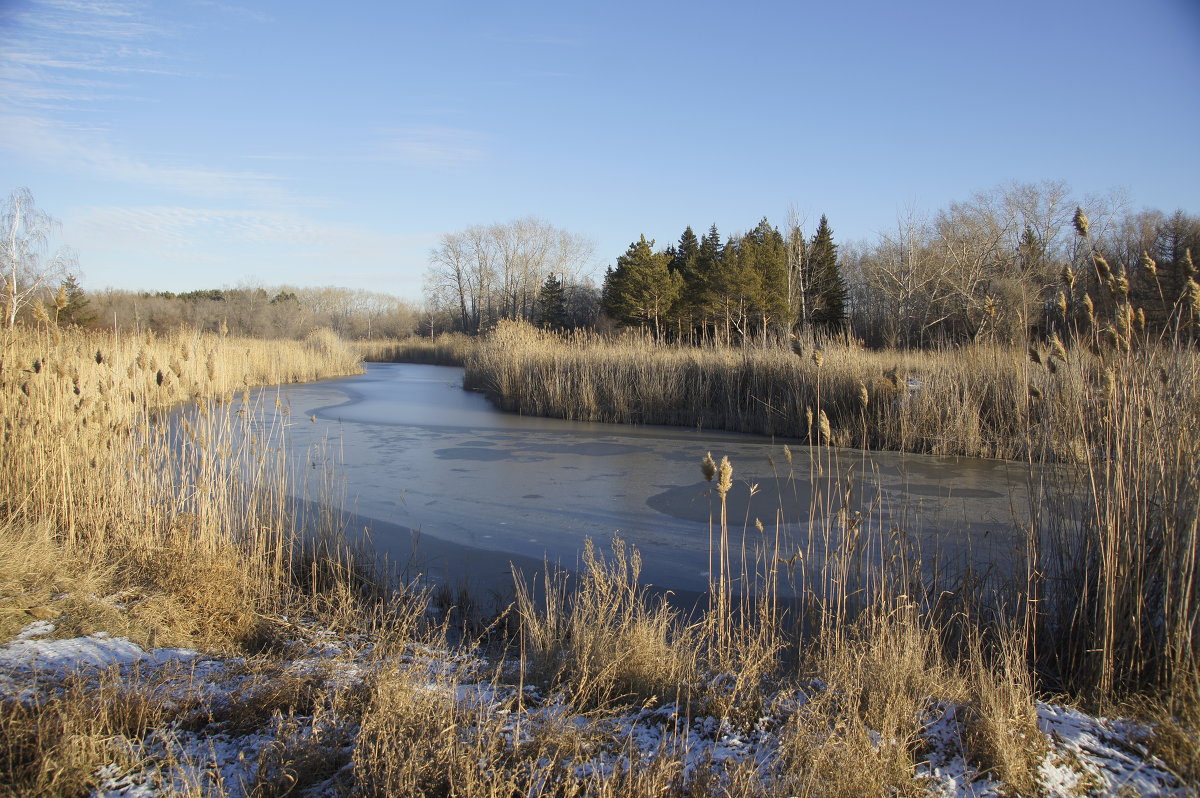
top-left (2, 321), bottom-right (1195, 794)
top-left (0, 324), bottom-right (366, 648)
top-left (355, 332), bottom-right (475, 365)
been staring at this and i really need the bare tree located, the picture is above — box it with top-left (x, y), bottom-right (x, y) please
top-left (424, 217), bottom-right (595, 333)
top-left (2, 188), bottom-right (73, 328)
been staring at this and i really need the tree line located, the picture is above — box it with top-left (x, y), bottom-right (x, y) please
top-left (6, 183), bottom-right (1198, 347)
top-left (598, 181), bottom-right (1199, 347)
top-left (601, 215), bottom-right (846, 343)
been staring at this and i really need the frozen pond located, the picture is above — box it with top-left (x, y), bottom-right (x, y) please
top-left (261, 364), bottom-right (1037, 598)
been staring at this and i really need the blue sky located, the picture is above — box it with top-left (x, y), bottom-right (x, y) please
top-left (1, 0), bottom-right (1197, 300)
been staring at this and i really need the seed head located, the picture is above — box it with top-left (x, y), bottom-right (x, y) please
top-left (1081, 293), bottom-right (1095, 327)
top-left (783, 444), bottom-right (792, 465)
top-left (818, 410), bottom-right (831, 443)
top-left (1029, 347), bottom-right (1042, 366)
top-left (1049, 334), bottom-right (1068, 362)
top-left (1062, 264), bottom-right (1076, 290)
top-left (1028, 384), bottom-right (1042, 401)
top-left (31, 302), bottom-right (48, 324)
top-left (857, 381), bottom-right (869, 410)
top-left (701, 451), bottom-right (716, 482)
top-left (716, 456), bottom-right (733, 496)
top-left (811, 348), bottom-right (824, 368)
top-left (1140, 252), bottom-right (1157, 277)
top-left (1055, 291), bottom-right (1069, 320)
top-left (1073, 206), bottom-right (1090, 238)
top-left (54, 285), bottom-right (68, 311)
top-left (1092, 253), bottom-right (1111, 282)
top-left (1183, 249), bottom-right (1196, 280)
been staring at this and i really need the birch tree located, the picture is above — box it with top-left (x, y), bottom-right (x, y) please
top-left (3, 188), bottom-right (72, 329)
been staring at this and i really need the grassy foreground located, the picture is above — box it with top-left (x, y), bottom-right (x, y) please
top-left (1, 323), bottom-right (1196, 795)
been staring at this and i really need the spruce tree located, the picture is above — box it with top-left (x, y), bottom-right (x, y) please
top-left (56, 274), bottom-right (95, 326)
top-left (536, 272), bottom-right (567, 330)
top-left (809, 215), bottom-right (846, 330)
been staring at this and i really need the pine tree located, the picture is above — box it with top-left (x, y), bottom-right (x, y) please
top-left (55, 274), bottom-right (94, 326)
top-left (746, 217), bottom-right (788, 338)
top-left (601, 235), bottom-right (682, 338)
top-left (536, 272), bottom-right (567, 330)
top-left (809, 215), bottom-right (846, 330)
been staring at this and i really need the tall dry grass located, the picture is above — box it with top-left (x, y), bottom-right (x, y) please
top-left (0, 324), bottom-right (365, 650)
top-left (465, 321), bottom-right (1064, 460)
top-left (466, 320), bottom-right (1200, 779)
top-left (355, 332), bottom-right (475, 365)
top-left (3, 319), bottom-right (1195, 794)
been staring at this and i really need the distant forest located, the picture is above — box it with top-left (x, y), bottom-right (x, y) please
top-left (425, 181), bottom-right (1200, 348)
top-left (12, 181), bottom-right (1200, 348)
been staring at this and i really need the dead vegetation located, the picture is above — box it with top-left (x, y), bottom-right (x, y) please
top-left (1, 321), bottom-right (1196, 795)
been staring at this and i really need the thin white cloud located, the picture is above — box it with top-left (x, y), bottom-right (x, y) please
top-left (378, 126), bottom-right (487, 168)
top-left (0, 112), bottom-right (322, 207)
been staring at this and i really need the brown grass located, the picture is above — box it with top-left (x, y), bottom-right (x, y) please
top-left (3, 320), bottom-right (1196, 795)
top-left (355, 332), bottom-right (475, 365)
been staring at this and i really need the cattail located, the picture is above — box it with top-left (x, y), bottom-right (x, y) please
top-left (155, 369), bottom-right (164, 387)
top-left (1073, 206), bottom-right (1090, 238)
top-left (857, 381), bottom-right (869, 410)
top-left (811, 348), bottom-right (824, 368)
top-left (1141, 252), bottom-right (1157, 277)
top-left (818, 410), bottom-right (831, 443)
top-left (95, 349), bottom-right (104, 365)
top-left (716, 456), bottom-right (733, 497)
top-left (1028, 384), bottom-right (1042, 401)
top-left (1029, 347), bottom-right (1042, 366)
top-left (32, 358), bottom-right (41, 374)
top-left (701, 451), bottom-right (716, 482)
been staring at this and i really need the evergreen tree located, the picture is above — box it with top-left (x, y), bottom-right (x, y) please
top-left (535, 272), bottom-right (567, 330)
top-left (601, 235), bottom-right (682, 338)
top-left (688, 224), bottom-right (724, 338)
top-left (670, 226), bottom-right (702, 336)
top-left (55, 274), bottom-right (94, 326)
top-left (809, 215), bottom-right (846, 330)
top-left (745, 217), bottom-right (788, 337)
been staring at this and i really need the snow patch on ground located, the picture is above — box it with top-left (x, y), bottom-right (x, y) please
top-left (0, 626), bottom-right (1191, 797)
